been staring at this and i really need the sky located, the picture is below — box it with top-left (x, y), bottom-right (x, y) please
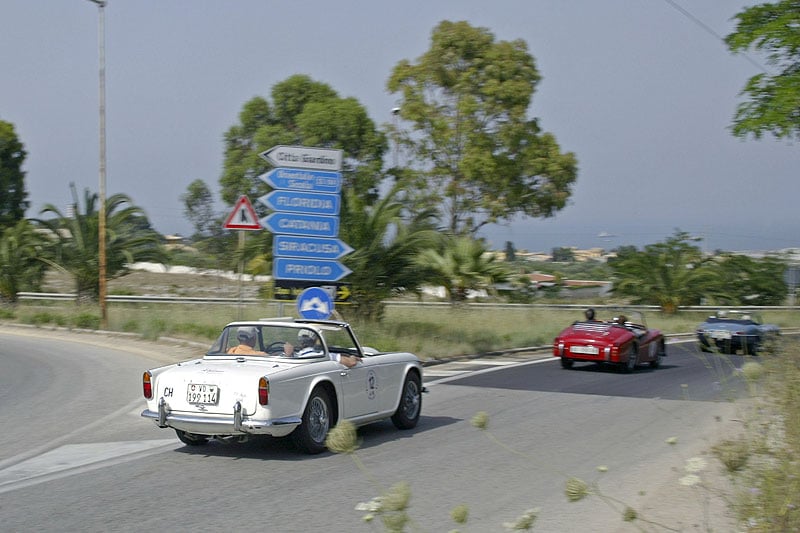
top-left (1, 0), bottom-right (797, 254)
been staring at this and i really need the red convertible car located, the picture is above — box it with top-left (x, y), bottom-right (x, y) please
top-left (553, 309), bottom-right (666, 372)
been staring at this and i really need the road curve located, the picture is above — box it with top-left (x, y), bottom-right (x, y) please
top-left (0, 326), bottom-right (742, 532)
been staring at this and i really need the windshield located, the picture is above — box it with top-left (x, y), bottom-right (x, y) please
top-left (206, 322), bottom-right (362, 358)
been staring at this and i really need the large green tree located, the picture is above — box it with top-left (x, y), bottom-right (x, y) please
top-left (609, 232), bottom-right (724, 313)
top-left (387, 20), bottom-right (578, 236)
top-left (726, 1), bottom-right (800, 140)
top-left (340, 185), bottom-right (441, 321)
top-left (0, 119), bottom-right (29, 230)
top-left (220, 75), bottom-right (388, 210)
top-left (37, 185), bottom-right (165, 301)
top-left (0, 219), bottom-right (49, 302)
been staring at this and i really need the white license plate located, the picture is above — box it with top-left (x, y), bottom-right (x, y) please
top-left (187, 383), bottom-right (219, 405)
top-left (570, 345), bottom-right (599, 355)
top-left (710, 330), bottom-right (732, 340)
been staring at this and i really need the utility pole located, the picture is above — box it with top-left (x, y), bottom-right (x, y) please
top-left (87, 0), bottom-right (108, 328)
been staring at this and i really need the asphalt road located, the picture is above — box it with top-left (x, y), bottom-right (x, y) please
top-left (0, 330), bottom-right (744, 532)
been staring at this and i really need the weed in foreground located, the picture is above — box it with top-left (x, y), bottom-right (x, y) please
top-left (328, 407), bottom-right (741, 531)
top-left (726, 342), bottom-right (800, 531)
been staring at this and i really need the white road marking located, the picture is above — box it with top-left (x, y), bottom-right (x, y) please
top-left (447, 360), bottom-right (521, 366)
top-left (427, 356), bottom-right (558, 386)
top-left (0, 439), bottom-right (178, 495)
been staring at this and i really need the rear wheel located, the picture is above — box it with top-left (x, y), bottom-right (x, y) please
top-left (175, 429), bottom-right (209, 446)
top-left (650, 340), bottom-right (666, 368)
top-left (622, 343), bottom-right (638, 373)
top-left (391, 372), bottom-right (422, 429)
top-left (292, 387), bottom-right (332, 454)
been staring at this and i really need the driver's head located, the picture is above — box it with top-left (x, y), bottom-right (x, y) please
top-left (297, 329), bottom-right (316, 348)
top-left (237, 327), bottom-right (257, 346)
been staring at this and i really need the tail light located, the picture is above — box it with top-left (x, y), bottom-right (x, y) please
top-left (258, 376), bottom-right (269, 405)
top-left (143, 371), bottom-right (153, 399)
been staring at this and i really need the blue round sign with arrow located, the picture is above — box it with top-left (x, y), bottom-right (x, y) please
top-left (296, 286), bottom-right (334, 320)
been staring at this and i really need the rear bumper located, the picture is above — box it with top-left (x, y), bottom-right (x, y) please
top-left (556, 342), bottom-right (614, 363)
top-left (141, 397), bottom-right (301, 437)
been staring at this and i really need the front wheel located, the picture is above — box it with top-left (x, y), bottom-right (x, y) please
top-left (561, 357), bottom-right (574, 369)
top-left (292, 388), bottom-right (332, 454)
top-left (392, 372), bottom-right (422, 429)
top-left (175, 429), bottom-right (209, 446)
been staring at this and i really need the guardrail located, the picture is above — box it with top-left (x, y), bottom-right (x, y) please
top-left (14, 292), bottom-right (800, 312)
top-left (16, 292), bottom-right (260, 304)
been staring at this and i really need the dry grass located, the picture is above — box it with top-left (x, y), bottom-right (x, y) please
top-left (6, 269), bottom-right (800, 361)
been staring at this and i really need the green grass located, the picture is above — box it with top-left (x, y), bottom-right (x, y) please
top-left (4, 301), bottom-right (799, 360)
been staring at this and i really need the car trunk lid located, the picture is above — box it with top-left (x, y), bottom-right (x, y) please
top-left (155, 357), bottom-right (291, 416)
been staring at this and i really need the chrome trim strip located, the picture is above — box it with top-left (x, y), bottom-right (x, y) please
top-left (141, 409), bottom-right (301, 432)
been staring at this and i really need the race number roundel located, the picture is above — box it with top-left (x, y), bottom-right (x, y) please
top-left (297, 287), bottom-right (334, 320)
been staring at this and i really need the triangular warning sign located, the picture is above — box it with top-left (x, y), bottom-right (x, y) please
top-left (223, 195), bottom-right (261, 230)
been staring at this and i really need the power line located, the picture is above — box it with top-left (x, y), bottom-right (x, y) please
top-left (661, 0), bottom-right (769, 74)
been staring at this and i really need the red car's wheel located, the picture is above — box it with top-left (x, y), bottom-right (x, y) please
top-left (622, 343), bottom-right (638, 373)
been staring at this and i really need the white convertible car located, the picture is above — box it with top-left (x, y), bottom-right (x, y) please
top-left (141, 319), bottom-right (424, 454)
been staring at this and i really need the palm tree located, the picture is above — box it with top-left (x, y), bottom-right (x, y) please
top-left (610, 232), bottom-right (723, 313)
top-left (340, 185), bottom-right (441, 321)
top-left (0, 220), bottom-right (49, 303)
top-left (37, 184), bottom-right (166, 301)
top-left (416, 235), bottom-right (511, 303)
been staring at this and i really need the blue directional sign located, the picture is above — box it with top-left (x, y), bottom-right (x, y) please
top-left (260, 212), bottom-right (339, 238)
top-left (259, 168), bottom-right (342, 194)
top-left (259, 190), bottom-right (340, 216)
top-left (273, 235), bottom-right (354, 260)
top-left (296, 286), bottom-right (334, 320)
top-left (274, 258), bottom-right (352, 282)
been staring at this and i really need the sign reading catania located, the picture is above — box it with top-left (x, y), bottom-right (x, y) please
top-left (257, 145), bottom-right (352, 284)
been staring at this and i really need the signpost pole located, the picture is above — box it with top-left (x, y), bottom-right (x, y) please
top-left (237, 230), bottom-right (245, 320)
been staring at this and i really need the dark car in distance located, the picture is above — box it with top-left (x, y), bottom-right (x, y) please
top-left (696, 311), bottom-right (780, 355)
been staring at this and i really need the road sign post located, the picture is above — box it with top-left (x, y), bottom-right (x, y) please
top-left (222, 195), bottom-right (261, 319)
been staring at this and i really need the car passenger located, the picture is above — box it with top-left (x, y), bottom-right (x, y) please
top-left (227, 327), bottom-right (266, 355)
top-left (584, 308), bottom-right (598, 321)
top-left (295, 329), bottom-right (324, 357)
